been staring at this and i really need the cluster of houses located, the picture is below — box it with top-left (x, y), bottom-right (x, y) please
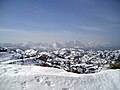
top-left (1, 47), bottom-right (120, 73)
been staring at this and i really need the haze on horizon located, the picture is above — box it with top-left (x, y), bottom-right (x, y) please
top-left (0, 0), bottom-right (120, 47)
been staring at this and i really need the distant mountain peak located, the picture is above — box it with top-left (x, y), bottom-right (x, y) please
top-left (0, 40), bottom-right (113, 50)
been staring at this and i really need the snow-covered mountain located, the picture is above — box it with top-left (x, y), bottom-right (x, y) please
top-left (63, 40), bottom-right (85, 49)
top-left (0, 40), bottom-right (113, 50)
top-left (85, 41), bottom-right (111, 50)
top-left (1, 46), bottom-right (120, 73)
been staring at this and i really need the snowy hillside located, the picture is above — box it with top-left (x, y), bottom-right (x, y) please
top-left (0, 65), bottom-right (120, 90)
top-left (0, 46), bottom-right (120, 90)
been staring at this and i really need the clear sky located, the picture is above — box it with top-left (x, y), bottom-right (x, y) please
top-left (0, 0), bottom-right (120, 46)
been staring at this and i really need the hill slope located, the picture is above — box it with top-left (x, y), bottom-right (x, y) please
top-left (0, 65), bottom-right (120, 90)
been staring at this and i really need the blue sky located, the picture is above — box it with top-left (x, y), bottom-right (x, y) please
top-left (0, 0), bottom-right (120, 46)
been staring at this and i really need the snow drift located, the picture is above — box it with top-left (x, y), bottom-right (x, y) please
top-left (0, 65), bottom-right (120, 90)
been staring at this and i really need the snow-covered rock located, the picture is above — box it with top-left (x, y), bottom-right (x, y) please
top-left (16, 49), bottom-right (23, 54)
top-left (25, 49), bottom-right (38, 57)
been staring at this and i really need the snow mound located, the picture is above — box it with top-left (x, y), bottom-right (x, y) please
top-left (0, 65), bottom-right (120, 90)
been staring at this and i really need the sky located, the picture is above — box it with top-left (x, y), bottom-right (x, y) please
top-left (0, 0), bottom-right (120, 46)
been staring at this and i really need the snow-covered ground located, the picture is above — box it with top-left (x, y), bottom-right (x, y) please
top-left (0, 64), bottom-right (120, 90)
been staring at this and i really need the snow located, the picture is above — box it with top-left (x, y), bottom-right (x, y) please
top-left (25, 49), bottom-right (37, 57)
top-left (0, 65), bottom-right (120, 90)
top-left (0, 52), bottom-right (14, 62)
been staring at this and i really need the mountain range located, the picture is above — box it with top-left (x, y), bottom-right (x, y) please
top-left (0, 40), bottom-right (114, 50)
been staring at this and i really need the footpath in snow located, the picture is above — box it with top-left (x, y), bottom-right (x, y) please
top-left (0, 65), bottom-right (120, 90)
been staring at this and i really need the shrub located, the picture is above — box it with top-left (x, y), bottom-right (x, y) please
top-left (66, 69), bottom-right (81, 74)
top-left (38, 63), bottom-right (52, 67)
top-left (109, 62), bottom-right (120, 69)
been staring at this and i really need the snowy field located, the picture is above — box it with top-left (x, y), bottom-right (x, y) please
top-left (0, 64), bottom-right (120, 90)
